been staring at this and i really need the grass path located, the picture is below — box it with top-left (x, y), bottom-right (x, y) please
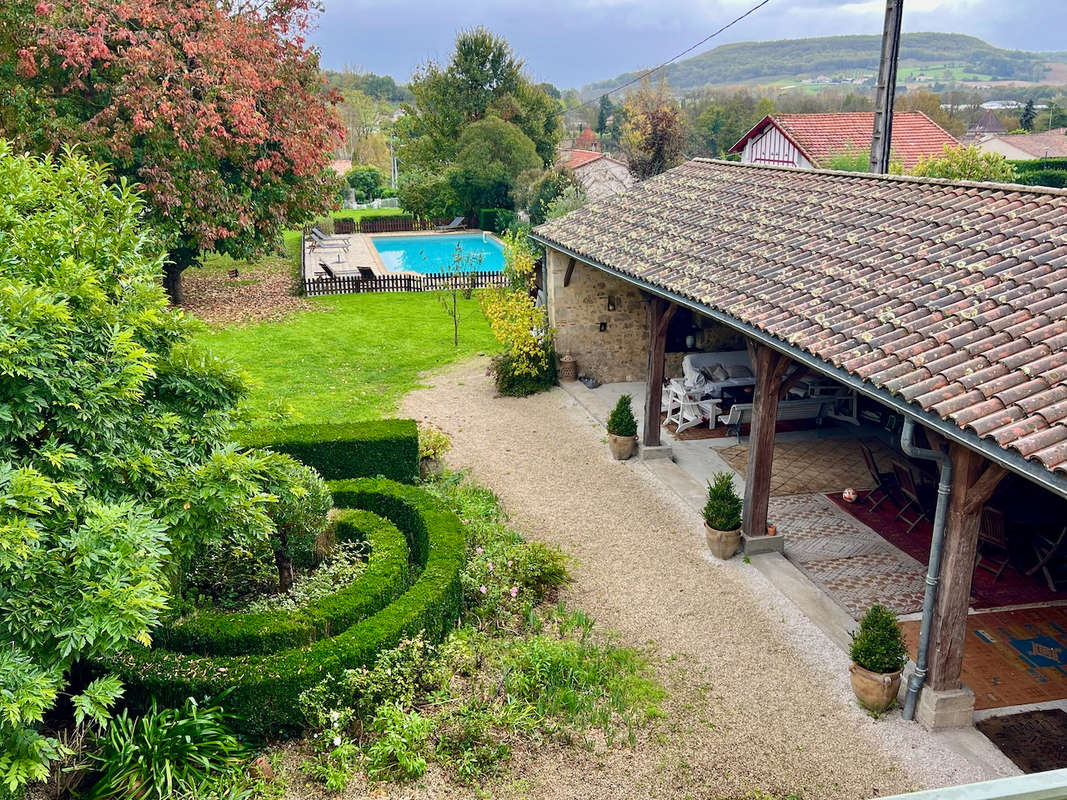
top-left (394, 358), bottom-right (1003, 800)
top-left (196, 293), bottom-right (498, 426)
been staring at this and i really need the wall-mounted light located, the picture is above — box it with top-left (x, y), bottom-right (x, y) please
top-left (606, 296), bottom-right (616, 312)
top-left (599, 321), bottom-right (607, 332)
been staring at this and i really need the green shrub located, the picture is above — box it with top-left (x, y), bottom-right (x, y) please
top-left (488, 347), bottom-right (558, 397)
top-left (703, 472), bottom-right (742, 531)
top-left (239, 420), bottom-right (419, 483)
top-left (1016, 169), bottom-right (1067, 188)
top-left (478, 208), bottom-right (515, 234)
top-left (356, 212), bottom-right (415, 227)
top-left (849, 604), bottom-right (908, 674)
top-left (418, 424), bottom-right (452, 462)
top-left (84, 698), bottom-right (248, 800)
top-left (100, 479), bottom-right (465, 737)
top-left (607, 393), bottom-right (637, 437)
top-left (364, 703), bottom-right (433, 782)
top-left (159, 509), bottom-right (409, 656)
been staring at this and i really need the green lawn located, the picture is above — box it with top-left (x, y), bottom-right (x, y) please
top-left (198, 291), bottom-right (499, 426)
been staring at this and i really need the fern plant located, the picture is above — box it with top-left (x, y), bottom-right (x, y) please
top-left (703, 472), bottom-right (743, 531)
top-left (849, 604), bottom-right (908, 674)
top-left (607, 394), bottom-right (637, 437)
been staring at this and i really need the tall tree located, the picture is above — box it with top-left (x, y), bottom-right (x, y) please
top-left (1020, 99), bottom-right (1036, 131)
top-left (621, 81), bottom-right (687, 180)
top-left (2, 0), bottom-right (344, 303)
top-left (397, 28), bottom-right (561, 172)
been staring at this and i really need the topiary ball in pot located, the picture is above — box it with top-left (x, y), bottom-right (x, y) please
top-left (606, 393), bottom-right (638, 460)
top-left (703, 472), bottom-right (743, 559)
top-left (848, 603), bottom-right (908, 712)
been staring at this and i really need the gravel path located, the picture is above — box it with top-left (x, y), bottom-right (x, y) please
top-left (398, 356), bottom-right (1010, 800)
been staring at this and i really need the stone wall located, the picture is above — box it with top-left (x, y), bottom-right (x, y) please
top-left (546, 247), bottom-right (649, 383)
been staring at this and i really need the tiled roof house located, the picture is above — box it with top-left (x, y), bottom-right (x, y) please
top-left (729, 112), bottom-right (958, 171)
top-left (976, 129), bottom-right (1067, 161)
top-left (533, 159), bottom-right (1067, 488)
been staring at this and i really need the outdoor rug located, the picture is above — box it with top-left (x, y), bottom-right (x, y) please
top-left (774, 493), bottom-right (927, 618)
top-left (719, 437), bottom-right (895, 495)
top-left (976, 710), bottom-right (1067, 772)
top-left (828, 490), bottom-right (1062, 609)
top-left (901, 606), bottom-right (1067, 711)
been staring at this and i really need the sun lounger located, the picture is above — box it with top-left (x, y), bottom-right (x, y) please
top-left (311, 227), bottom-right (350, 246)
top-left (308, 229), bottom-right (348, 251)
top-left (318, 261), bottom-right (336, 278)
top-left (434, 217), bottom-right (467, 231)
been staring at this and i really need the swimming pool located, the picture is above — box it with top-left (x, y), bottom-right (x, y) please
top-left (370, 233), bottom-right (505, 274)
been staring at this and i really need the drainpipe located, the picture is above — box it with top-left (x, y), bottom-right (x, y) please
top-left (899, 418), bottom-right (953, 721)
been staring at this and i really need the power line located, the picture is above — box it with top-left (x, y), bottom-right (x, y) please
top-left (558, 0), bottom-right (774, 120)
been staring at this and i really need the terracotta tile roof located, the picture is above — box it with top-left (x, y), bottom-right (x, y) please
top-left (729, 112), bottom-right (958, 169)
top-left (565, 149), bottom-right (608, 170)
top-left (983, 129), bottom-right (1067, 159)
top-left (533, 160), bottom-right (1067, 478)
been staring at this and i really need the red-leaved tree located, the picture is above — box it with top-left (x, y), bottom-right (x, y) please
top-left (4, 0), bottom-right (344, 302)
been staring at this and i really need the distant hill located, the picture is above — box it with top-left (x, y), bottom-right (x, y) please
top-left (581, 33), bottom-right (1064, 96)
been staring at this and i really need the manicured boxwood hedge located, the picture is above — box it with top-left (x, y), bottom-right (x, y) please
top-left (159, 510), bottom-right (410, 656)
top-left (99, 478), bottom-right (465, 737)
top-left (239, 420), bottom-right (418, 483)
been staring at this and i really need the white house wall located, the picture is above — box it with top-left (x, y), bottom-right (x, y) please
top-left (741, 126), bottom-right (812, 168)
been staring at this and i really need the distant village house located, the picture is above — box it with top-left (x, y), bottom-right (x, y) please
top-left (729, 111), bottom-right (957, 170)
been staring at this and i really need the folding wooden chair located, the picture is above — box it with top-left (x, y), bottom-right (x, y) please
top-left (892, 460), bottom-right (932, 534)
top-left (975, 506), bottom-right (1010, 582)
top-left (859, 440), bottom-right (896, 512)
top-left (1026, 525), bottom-right (1067, 592)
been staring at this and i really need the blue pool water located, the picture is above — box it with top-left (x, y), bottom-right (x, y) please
top-left (371, 233), bottom-right (505, 274)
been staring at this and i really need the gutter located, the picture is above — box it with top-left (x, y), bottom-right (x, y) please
top-left (529, 234), bottom-right (1067, 501)
top-left (898, 418), bottom-right (952, 721)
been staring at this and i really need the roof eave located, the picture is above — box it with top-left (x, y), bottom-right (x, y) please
top-left (530, 231), bottom-right (1067, 499)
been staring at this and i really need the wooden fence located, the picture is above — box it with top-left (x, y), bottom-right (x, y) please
top-left (303, 270), bottom-right (507, 296)
top-left (326, 215), bottom-right (478, 236)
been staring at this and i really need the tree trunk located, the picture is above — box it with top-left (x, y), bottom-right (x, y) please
top-left (275, 549), bottom-right (294, 593)
top-left (163, 245), bottom-right (198, 306)
top-left (162, 261), bottom-right (184, 305)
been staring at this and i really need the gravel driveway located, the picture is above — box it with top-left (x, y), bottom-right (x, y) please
top-left (399, 357), bottom-right (1007, 800)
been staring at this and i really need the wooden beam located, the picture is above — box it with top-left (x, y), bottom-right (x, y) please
top-left (563, 257), bottom-right (576, 287)
top-left (962, 462), bottom-right (1007, 516)
top-left (642, 297), bottom-right (676, 447)
top-left (927, 443), bottom-right (986, 691)
top-left (778, 365), bottom-right (809, 399)
top-left (742, 343), bottom-right (788, 538)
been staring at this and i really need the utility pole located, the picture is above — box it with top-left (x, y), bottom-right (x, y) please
top-left (868, 0), bottom-right (903, 174)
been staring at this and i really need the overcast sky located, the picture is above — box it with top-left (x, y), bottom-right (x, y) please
top-left (309, 0), bottom-right (1065, 89)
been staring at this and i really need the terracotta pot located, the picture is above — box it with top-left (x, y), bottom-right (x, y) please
top-left (704, 522), bottom-right (741, 560)
top-left (848, 663), bottom-right (902, 713)
top-left (608, 433), bottom-right (637, 460)
top-left (766, 524), bottom-right (777, 536)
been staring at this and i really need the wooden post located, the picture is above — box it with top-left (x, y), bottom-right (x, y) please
top-left (926, 444), bottom-right (1006, 690)
top-left (642, 296), bottom-right (675, 447)
top-left (742, 343), bottom-right (790, 538)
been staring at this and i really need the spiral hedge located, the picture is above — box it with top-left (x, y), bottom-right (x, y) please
top-left (100, 477), bottom-right (465, 737)
top-left (159, 509), bottom-right (410, 656)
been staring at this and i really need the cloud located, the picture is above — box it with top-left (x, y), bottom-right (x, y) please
top-left (309, 0), bottom-right (1065, 88)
